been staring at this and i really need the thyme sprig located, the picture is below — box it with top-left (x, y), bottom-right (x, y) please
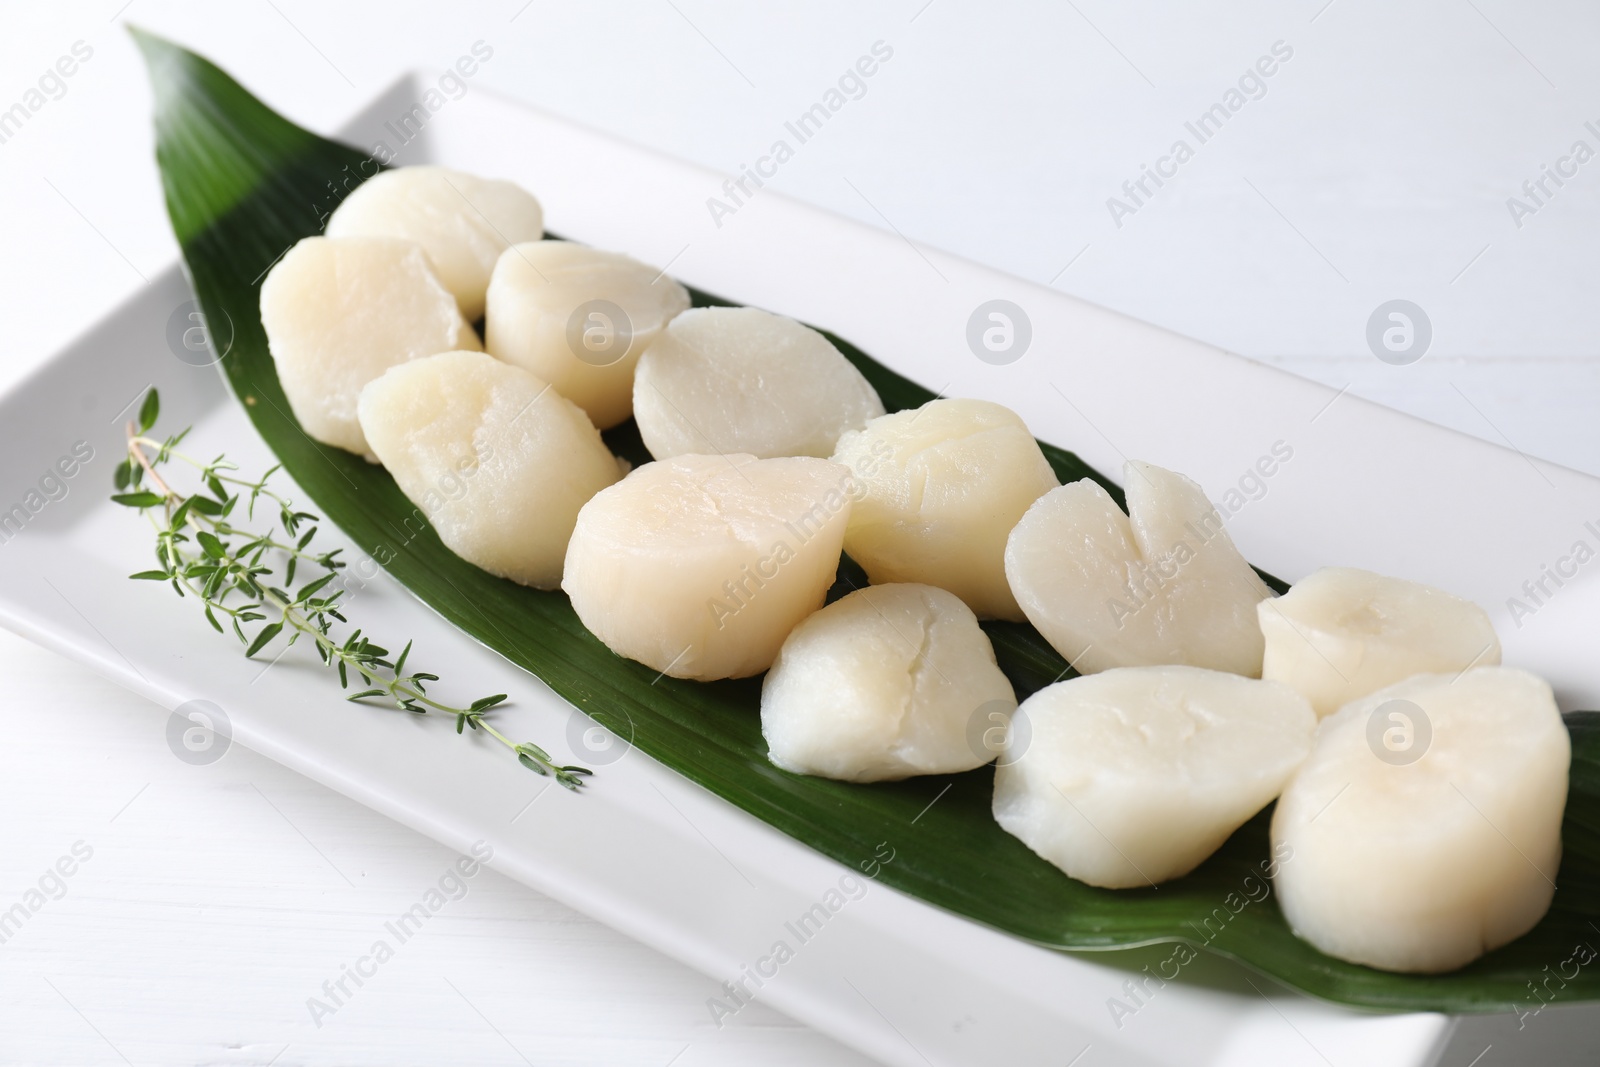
top-left (113, 389), bottom-right (590, 790)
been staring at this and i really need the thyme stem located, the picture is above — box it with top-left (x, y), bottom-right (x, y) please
top-left (114, 390), bottom-right (589, 790)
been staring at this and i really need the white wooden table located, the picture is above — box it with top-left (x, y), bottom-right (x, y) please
top-left (2, 2), bottom-right (1597, 1063)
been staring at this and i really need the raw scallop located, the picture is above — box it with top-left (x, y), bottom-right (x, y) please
top-left (831, 398), bottom-right (1059, 621)
top-left (484, 240), bottom-right (690, 429)
top-left (1259, 566), bottom-right (1501, 717)
top-left (562, 453), bottom-right (854, 680)
top-left (761, 583), bottom-right (1017, 782)
top-left (260, 236), bottom-right (480, 458)
top-left (1005, 461), bottom-right (1273, 675)
top-left (1272, 667), bottom-right (1567, 973)
top-left (357, 350), bottom-right (620, 588)
top-left (326, 165), bottom-right (544, 320)
top-left (632, 307), bottom-right (884, 460)
top-left (992, 666), bottom-right (1316, 889)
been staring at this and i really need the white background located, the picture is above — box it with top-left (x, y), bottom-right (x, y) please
top-left (1, 1), bottom-right (1597, 1063)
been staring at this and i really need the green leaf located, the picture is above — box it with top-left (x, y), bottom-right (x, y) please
top-left (293, 572), bottom-right (335, 604)
top-left (202, 567), bottom-right (227, 600)
top-left (139, 389), bottom-right (160, 433)
top-left (196, 530), bottom-right (226, 559)
top-left (129, 570), bottom-right (170, 581)
top-left (113, 458), bottom-right (134, 491)
top-left (134, 27), bottom-right (1600, 1013)
top-left (244, 620), bottom-right (283, 658)
top-left (111, 491), bottom-right (165, 508)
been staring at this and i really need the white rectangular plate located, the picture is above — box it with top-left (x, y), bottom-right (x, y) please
top-left (4, 73), bottom-right (1598, 1067)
